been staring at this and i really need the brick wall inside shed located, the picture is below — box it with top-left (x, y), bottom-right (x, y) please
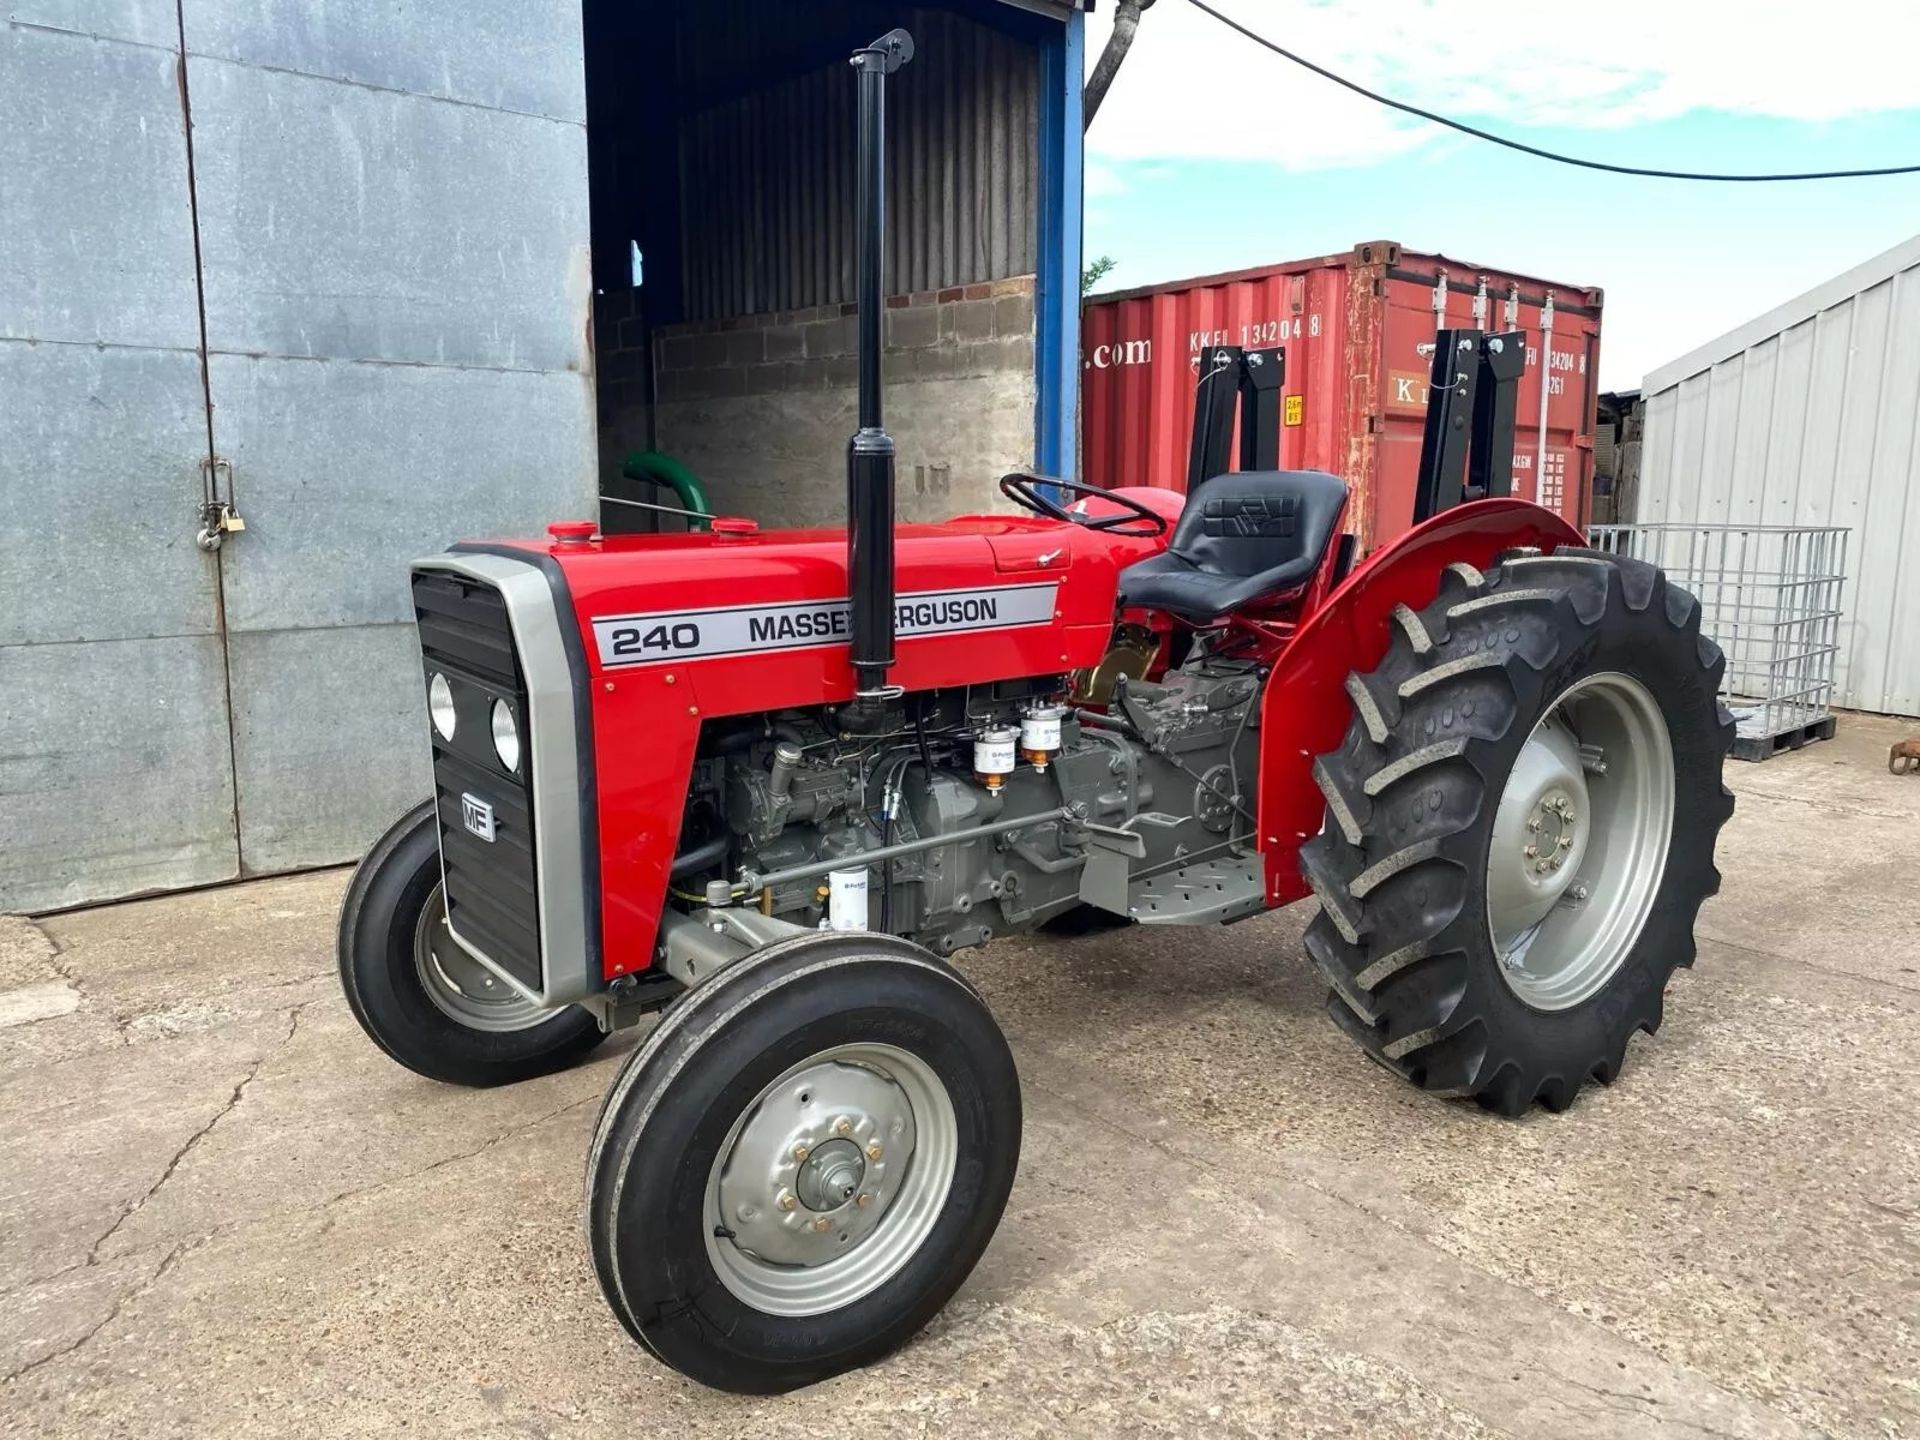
top-left (641, 276), bottom-right (1036, 526)
top-left (594, 287), bottom-right (651, 491)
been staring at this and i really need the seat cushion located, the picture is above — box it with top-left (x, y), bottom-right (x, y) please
top-left (1116, 469), bottom-right (1348, 624)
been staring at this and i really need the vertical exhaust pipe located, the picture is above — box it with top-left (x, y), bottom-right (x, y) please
top-left (846, 28), bottom-right (913, 701)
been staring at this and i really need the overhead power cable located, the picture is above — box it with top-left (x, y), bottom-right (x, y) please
top-left (1183, 0), bottom-right (1920, 182)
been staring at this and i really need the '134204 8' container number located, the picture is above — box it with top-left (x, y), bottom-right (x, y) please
top-left (1188, 316), bottom-right (1322, 350)
top-left (1242, 315), bottom-right (1319, 345)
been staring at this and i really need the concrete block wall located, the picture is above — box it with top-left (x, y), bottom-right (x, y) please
top-left (645, 276), bottom-right (1037, 526)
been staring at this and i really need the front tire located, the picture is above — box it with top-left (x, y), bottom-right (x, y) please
top-left (336, 801), bottom-right (607, 1087)
top-left (585, 932), bottom-right (1021, 1394)
top-left (1302, 550), bottom-right (1735, 1115)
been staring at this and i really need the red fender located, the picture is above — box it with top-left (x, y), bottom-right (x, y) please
top-left (1256, 499), bottom-right (1588, 907)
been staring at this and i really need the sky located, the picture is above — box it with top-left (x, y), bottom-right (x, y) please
top-left (1081, 0), bottom-right (1920, 389)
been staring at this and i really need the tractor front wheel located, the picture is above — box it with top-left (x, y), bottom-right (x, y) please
top-left (585, 931), bottom-right (1020, 1394)
top-left (336, 801), bottom-right (607, 1086)
top-left (1302, 549), bottom-right (1735, 1115)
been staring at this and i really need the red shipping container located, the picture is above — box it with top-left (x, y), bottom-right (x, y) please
top-left (1081, 241), bottom-right (1603, 553)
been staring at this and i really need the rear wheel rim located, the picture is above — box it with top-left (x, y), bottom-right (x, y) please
top-left (1486, 672), bottom-right (1676, 1011)
top-left (704, 1043), bottom-right (957, 1317)
top-left (411, 883), bottom-right (549, 1032)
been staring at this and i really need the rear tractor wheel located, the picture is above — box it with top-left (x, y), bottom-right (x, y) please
top-left (585, 932), bottom-right (1021, 1394)
top-left (1302, 549), bottom-right (1735, 1115)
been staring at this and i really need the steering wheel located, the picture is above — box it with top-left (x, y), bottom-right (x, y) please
top-left (998, 471), bottom-right (1169, 537)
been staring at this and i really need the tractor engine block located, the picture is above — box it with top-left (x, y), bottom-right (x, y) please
top-left (683, 659), bottom-right (1263, 956)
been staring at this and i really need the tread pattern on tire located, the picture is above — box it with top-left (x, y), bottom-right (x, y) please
top-left (1300, 548), bottom-right (1736, 1115)
top-left (583, 934), bottom-right (1012, 1390)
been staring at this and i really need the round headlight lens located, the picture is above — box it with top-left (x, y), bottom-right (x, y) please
top-left (428, 673), bottom-right (456, 741)
top-left (491, 698), bottom-right (521, 773)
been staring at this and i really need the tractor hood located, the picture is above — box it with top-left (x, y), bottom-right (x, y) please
top-left (447, 511), bottom-right (1166, 717)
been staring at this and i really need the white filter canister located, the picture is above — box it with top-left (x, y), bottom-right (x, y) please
top-left (827, 867), bottom-right (870, 932)
top-left (1020, 707), bottom-right (1064, 753)
top-left (973, 727), bottom-right (1018, 777)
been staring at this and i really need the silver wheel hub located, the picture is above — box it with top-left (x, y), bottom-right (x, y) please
top-left (1486, 672), bottom-right (1676, 1010)
top-left (1489, 720), bottom-right (1591, 932)
top-left (412, 884), bottom-right (548, 1032)
top-left (719, 1061), bottom-right (913, 1267)
top-left (705, 1044), bottom-right (956, 1316)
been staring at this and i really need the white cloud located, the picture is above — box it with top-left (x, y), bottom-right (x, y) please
top-left (1083, 159), bottom-right (1129, 197)
top-left (1086, 0), bottom-right (1920, 169)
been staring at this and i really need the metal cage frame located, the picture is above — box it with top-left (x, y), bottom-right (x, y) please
top-left (1586, 524), bottom-right (1850, 761)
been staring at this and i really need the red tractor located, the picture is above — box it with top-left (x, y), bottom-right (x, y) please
top-left (337, 30), bottom-right (1732, 1395)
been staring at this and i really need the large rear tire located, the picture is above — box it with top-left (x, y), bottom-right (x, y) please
top-left (1301, 550), bottom-right (1735, 1115)
top-left (585, 931), bottom-right (1021, 1394)
top-left (336, 801), bottom-right (607, 1087)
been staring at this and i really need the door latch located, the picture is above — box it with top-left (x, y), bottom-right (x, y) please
top-left (196, 455), bottom-right (245, 551)
top-left (196, 499), bottom-right (246, 551)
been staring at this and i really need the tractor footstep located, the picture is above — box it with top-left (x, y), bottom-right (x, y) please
top-left (1128, 858), bottom-right (1265, 926)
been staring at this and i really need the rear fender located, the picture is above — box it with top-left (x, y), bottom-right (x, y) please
top-left (1255, 499), bottom-right (1587, 907)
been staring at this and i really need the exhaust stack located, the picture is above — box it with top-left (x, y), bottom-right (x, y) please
top-left (846, 28), bottom-right (913, 700)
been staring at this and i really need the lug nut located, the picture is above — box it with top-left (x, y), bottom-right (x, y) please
top-left (866, 1142), bottom-right (883, 1161)
top-left (1535, 860), bottom-right (1551, 874)
top-left (856, 1192), bottom-right (873, 1208)
top-left (777, 1190), bottom-right (797, 1212)
top-left (834, 1117), bottom-right (854, 1138)
top-left (1558, 835), bottom-right (1573, 849)
top-left (1527, 818), bottom-right (1542, 833)
top-left (812, 1217), bottom-right (832, 1233)
top-left (792, 1143), bottom-right (811, 1163)
top-left (1524, 845), bottom-right (1538, 859)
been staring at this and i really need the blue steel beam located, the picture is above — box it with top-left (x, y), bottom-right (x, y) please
top-left (1033, 9), bottom-right (1083, 484)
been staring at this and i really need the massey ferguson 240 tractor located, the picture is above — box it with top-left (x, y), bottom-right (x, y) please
top-left (337, 31), bottom-right (1733, 1395)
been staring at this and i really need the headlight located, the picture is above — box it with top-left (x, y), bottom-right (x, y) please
top-left (491, 698), bottom-right (521, 773)
top-left (428, 673), bottom-right (456, 740)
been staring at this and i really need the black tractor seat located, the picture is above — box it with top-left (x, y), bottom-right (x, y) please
top-left (1116, 469), bottom-right (1349, 625)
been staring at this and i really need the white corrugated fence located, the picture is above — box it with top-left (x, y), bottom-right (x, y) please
top-left (1638, 233), bottom-right (1920, 717)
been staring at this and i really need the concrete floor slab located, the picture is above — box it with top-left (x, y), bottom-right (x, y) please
top-left (2, 713), bottom-right (1916, 1438)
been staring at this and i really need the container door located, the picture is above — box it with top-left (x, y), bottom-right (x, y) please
top-left (178, 0), bottom-right (601, 874)
top-left (1373, 268), bottom-right (1601, 549)
top-left (1, 12), bottom-right (242, 911)
top-left (1081, 265), bottom-right (1346, 497)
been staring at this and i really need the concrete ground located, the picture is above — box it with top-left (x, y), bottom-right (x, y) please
top-left (3, 713), bottom-right (1917, 1440)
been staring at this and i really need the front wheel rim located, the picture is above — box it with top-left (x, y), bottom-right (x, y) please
top-left (411, 883), bottom-right (550, 1032)
top-left (1486, 672), bottom-right (1676, 1011)
top-left (704, 1043), bottom-right (958, 1317)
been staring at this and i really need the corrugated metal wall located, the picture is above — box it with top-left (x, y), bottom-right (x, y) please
top-left (1640, 237), bottom-right (1920, 716)
top-left (2, 0), bottom-right (597, 912)
top-left (678, 7), bottom-right (1038, 320)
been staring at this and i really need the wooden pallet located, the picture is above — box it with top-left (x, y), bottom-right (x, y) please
top-left (1731, 714), bottom-right (1837, 763)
